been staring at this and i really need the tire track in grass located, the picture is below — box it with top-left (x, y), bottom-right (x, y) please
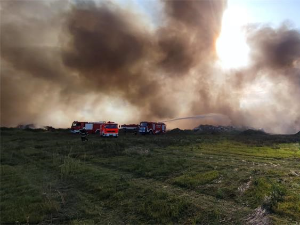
top-left (3, 131), bottom-right (297, 223)
top-left (80, 157), bottom-right (253, 223)
top-left (1, 145), bottom-right (128, 224)
top-left (82, 156), bottom-right (299, 224)
top-left (9, 145), bottom-right (190, 224)
top-left (73, 147), bottom-right (300, 224)
top-left (18, 142), bottom-right (248, 224)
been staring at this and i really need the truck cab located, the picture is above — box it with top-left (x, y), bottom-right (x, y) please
top-left (139, 122), bottom-right (150, 134)
top-left (100, 121), bottom-right (119, 137)
top-left (71, 121), bottom-right (86, 133)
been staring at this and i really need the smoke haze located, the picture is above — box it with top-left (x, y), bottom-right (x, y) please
top-left (1, 0), bottom-right (300, 134)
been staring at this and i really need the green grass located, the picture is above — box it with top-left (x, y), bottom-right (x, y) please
top-left (173, 170), bottom-right (219, 188)
top-left (0, 128), bottom-right (299, 224)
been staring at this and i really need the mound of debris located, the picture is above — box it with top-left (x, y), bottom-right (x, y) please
top-left (240, 129), bottom-right (267, 136)
top-left (193, 125), bottom-right (240, 133)
top-left (17, 124), bottom-right (36, 129)
top-left (44, 126), bottom-right (55, 131)
top-left (167, 128), bottom-right (185, 134)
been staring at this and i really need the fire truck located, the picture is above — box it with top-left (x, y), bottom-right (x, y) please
top-left (138, 121), bottom-right (166, 135)
top-left (71, 121), bottom-right (105, 134)
top-left (100, 121), bottom-right (119, 137)
top-left (120, 124), bottom-right (139, 133)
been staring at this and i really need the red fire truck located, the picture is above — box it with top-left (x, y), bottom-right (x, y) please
top-left (100, 121), bottom-right (119, 137)
top-left (71, 121), bottom-right (105, 134)
top-left (138, 121), bottom-right (166, 135)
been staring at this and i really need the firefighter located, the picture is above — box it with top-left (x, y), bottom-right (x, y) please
top-left (79, 127), bottom-right (88, 142)
top-left (134, 127), bottom-right (138, 135)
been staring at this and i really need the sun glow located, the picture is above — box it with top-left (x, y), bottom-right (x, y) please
top-left (216, 7), bottom-right (250, 69)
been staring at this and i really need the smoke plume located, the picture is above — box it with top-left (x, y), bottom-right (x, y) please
top-left (1, 0), bottom-right (300, 134)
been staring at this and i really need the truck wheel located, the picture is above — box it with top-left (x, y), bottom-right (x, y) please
top-left (149, 130), bottom-right (153, 135)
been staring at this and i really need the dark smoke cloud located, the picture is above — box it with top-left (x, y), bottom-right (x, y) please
top-left (61, 0), bottom-right (226, 118)
top-left (245, 24), bottom-right (300, 133)
top-left (163, 0), bottom-right (224, 28)
top-left (248, 25), bottom-right (300, 70)
top-left (158, 0), bottom-right (225, 75)
top-left (62, 2), bottom-right (170, 119)
top-left (1, 0), bottom-right (299, 134)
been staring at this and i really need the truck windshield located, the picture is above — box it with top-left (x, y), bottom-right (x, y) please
top-left (72, 122), bottom-right (80, 127)
top-left (105, 124), bottom-right (118, 129)
top-left (140, 122), bottom-right (147, 127)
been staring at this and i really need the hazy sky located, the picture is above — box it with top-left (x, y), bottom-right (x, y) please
top-left (127, 0), bottom-right (300, 28)
top-left (229, 0), bottom-right (300, 27)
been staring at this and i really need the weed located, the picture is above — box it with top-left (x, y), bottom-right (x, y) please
top-left (242, 177), bottom-right (287, 213)
top-left (273, 194), bottom-right (300, 220)
top-left (60, 156), bottom-right (86, 177)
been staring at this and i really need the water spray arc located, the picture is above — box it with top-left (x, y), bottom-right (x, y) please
top-left (161, 113), bottom-right (230, 123)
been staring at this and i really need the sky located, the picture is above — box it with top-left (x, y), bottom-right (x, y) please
top-left (230, 0), bottom-right (300, 27)
top-left (1, 0), bottom-right (300, 134)
top-left (222, 0), bottom-right (300, 63)
top-left (122, 0), bottom-right (300, 28)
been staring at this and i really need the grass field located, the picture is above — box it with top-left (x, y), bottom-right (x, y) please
top-left (1, 128), bottom-right (300, 224)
